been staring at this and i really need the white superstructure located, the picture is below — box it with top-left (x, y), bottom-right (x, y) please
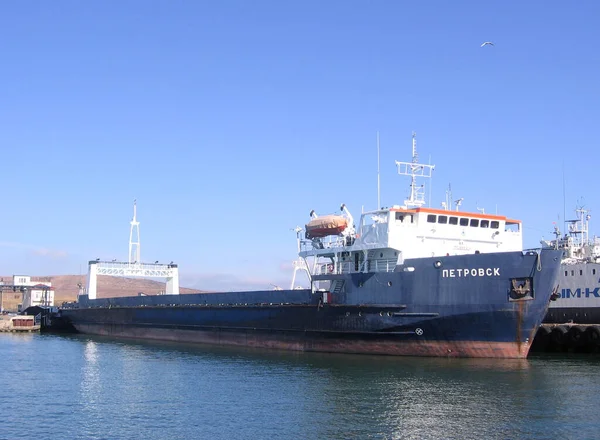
top-left (541, 207), bottom-right (600, 264)
top-left (298, 134), bottom-right (523, 277)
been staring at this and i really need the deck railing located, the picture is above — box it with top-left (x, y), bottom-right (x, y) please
top-left (316, 258), bottom-right (397, 275)
top-left (300, 237), bottom-right (347, 252)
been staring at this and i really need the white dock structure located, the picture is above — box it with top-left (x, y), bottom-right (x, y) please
top-left (86, 201), bottom-right (180, 299)
top-left (290, 226), bottom-right (312, 289)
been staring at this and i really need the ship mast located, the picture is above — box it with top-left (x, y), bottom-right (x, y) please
top-left (395, 132), bottom-right (435, 208)
top-left (569, 206), bottom-right (590, 247)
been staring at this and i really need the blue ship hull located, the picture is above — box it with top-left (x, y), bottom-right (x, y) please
top-left (60, 249), bottom-right (562, 358)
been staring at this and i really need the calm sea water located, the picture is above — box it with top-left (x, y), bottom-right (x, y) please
top-left (0, 333), bottom-right (598, 440)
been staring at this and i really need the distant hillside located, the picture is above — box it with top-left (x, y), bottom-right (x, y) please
top-left (52, 275), bottom-right (203, 301)
top-left (0, 274), bottom-right (204, 311)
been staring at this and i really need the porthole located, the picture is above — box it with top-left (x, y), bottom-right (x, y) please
top-left (387, 281), bottom-right (392, 287)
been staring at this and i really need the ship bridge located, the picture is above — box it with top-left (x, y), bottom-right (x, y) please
top-left (297, 133), bottom-right (523, 278)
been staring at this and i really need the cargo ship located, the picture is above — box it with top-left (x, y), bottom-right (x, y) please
top-left (61, 134), bottom-right (562, 358)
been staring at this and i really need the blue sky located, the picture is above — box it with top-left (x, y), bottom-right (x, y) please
top-left (1, 1), bottom-right (599, 291)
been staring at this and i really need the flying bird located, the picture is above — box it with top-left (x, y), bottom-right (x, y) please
top-left (481, 42), bottom-right (495, 47)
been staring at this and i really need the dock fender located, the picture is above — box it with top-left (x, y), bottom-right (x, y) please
top-left (535, 326), bottom-right (551, 342)
top-left (536, 326), bottom-right (551, 337)
top-left (584, 326), bottom-right (600, 346)
top-left (533, 326), bottom-right (551, 350)
top-left (550, 326), bottom-right (568, 346)
top-left (567, 326), bottom-right (584, 346)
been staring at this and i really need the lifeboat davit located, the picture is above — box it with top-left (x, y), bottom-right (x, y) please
top-left (305, 215), bottom-right (348, 239)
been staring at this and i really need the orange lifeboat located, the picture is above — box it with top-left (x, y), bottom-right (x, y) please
top-left (305, 215), bottom-right (348, 239)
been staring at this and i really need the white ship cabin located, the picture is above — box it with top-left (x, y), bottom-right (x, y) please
top-left (299, 205), bottom-right (523, 275)
top-left (297, 133), bottom-right (523, 276)
top-left (541, 207), bottom-right (600, 264)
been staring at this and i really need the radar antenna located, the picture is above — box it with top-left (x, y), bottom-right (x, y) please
top-left (395, 132), bottom-right (435, 208)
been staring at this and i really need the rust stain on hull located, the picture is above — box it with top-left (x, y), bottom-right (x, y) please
top-left (516, 300), bottom-right (524, 352)
top-left (75, 324), bottom-right (532, 359)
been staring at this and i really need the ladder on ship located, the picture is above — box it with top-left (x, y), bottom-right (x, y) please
top-left (330, 279), bottom-right (345, 295)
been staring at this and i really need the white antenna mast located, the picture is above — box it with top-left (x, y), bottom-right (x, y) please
top-left (442, 183), bottom-right (452, 210)
top-left (571, 205), bottom-right (591, 247)
top-left (395, 132), bottom-right (435, 208)
top-left (377, 131), bottom-right (381, 209)
top-left (129, 199), bottom-right (140, 264)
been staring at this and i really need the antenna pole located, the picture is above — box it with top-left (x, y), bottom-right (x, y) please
top-left (129, 199), bottom-right (141, 264)
top-left (428, 154), bottom-right (432, 207)
top-left (377, 131), bottom-right (381, 209)
top-left (562, 161), bottom-right (567, 236)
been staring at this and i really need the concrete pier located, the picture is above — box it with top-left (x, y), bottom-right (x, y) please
top-left (0, 315), bottom-right (40, 333)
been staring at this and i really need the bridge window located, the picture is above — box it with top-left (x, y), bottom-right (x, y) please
top-left (480, 220), bottom-right (489, 228)
top-left (580, 270), bottom-right (583, 276)
top-left (593, 269), bottom-right (597, 275)
top-left (395, 212), bottom-right (404, 222)
top-left (571, 270), bottom-right (574, 276)
top-left (459, 218), bottom-right (469, 226)
top-left (505, 221), bottom-right (520, 232)
top-left (564, 271), bottom-right (568, 276)
top-left (470, 219), bottom-right (479, 227)
top-left (438, 215), bottom-right (448, 224)
top-left (427, 215), bottom-right (436, 223)
top-left (491, 221), bottom-right (499, 229)
top-left (449, 217), bottom-right (458, 225)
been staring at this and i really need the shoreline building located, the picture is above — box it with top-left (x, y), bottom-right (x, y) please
top-left (12, 275), bottom-right (55, 311)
